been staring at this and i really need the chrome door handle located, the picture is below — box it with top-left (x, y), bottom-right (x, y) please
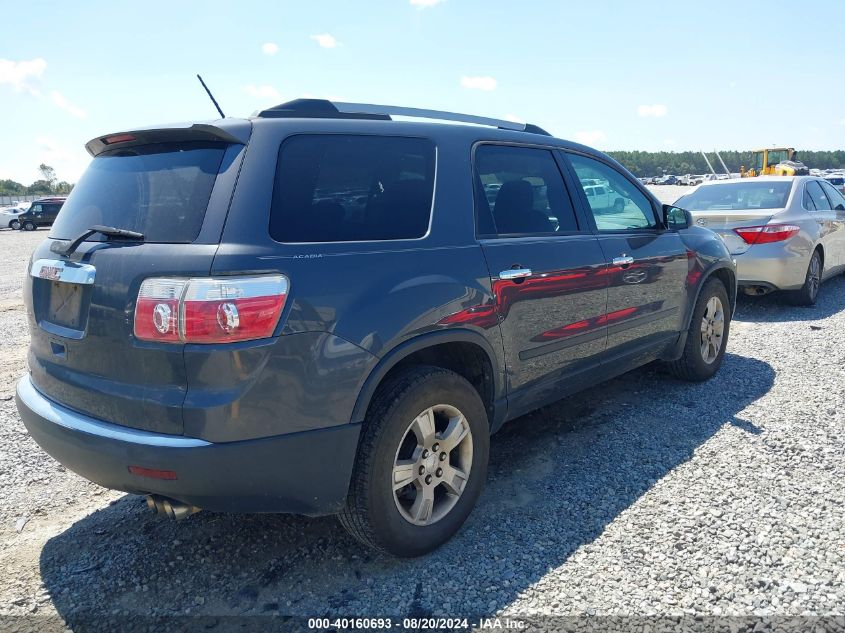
top-left (612, 256), bottom-right (634, 267)
top-left (499, 268), bottom-right (532, 280)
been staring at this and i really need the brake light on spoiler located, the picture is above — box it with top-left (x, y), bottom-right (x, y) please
top-left (733, 224), bottom-right (800, 245)
top-left (134, 275), bottom-right (289, 343)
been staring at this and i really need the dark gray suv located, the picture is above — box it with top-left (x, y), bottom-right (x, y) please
top-left (16, 99), bottom-right (736, 556)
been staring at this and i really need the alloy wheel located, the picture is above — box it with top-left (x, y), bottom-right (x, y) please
top-left (392, 404), bottom-right (473, 526)
top-left (699, 296), bottom-right (725, 364)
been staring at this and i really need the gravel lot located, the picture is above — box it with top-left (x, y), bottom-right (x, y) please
top-left (1, 192), bottom-right (844, 631)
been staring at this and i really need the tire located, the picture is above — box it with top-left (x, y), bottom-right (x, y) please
top-left (666, 278), bottom-right (730, 382)
top-left (613, 198), bottom-right (625, 213)
top-left (787, 249), bottom-right (822, 306)
top-left (339, 365), bottom-right (489, 557)
top-left (9, 219), bottom-right (20, 230)
top-left (22, 221), bottom-right (36, 231)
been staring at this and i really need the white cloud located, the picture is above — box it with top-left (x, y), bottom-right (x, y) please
top-left (839, 118), bottom-right (845, 126)
top-left (663, 138), bottom-right (677, 147)
top-left (310, 33), bottom-right (340, 48)
top-left (637, 104), bottom-right (668, 118)
top-left (574, 130), bottom-right (607, 145)
top-left (460, 75), bottom-right (497, 91)
top-left (503, 113), bottom-right (525, 124)
top-left (261, 42), bottom-right (279, 55)
top-left (242, 84), bottom-right (282, 101)
top-left (410, 0), bottom-right (446, 7)
top-left (0, 57), bottom-right (46, 95)
top-left (50, 90), bottom-right (86, 118)
top-left (35, 136), bottom-right (73, 164)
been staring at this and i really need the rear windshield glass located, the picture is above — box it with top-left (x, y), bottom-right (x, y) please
top-left (270, 135), bottom-right (435, 243)
top-left (676, 181), bottom-right (793, 211)
top-left (50, 142), bottom-right (226, 243)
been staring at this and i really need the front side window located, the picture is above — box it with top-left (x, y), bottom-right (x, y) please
top-left (270, 135), bottom-right (435, 243)
top-left (806, 181), bottom-right (831, 211)
top-left (567, 153), bottom-right (657, 231)
top-left (474, 145), bottom-right (578, 237)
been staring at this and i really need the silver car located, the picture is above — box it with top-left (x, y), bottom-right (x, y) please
top-left (674, 176), bottom-right (845, 305)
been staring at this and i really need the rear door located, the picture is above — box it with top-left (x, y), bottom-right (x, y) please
top-left (563, 152), bottom-right (689, 362)
top-left (473, 144), bottom-right (608, 413)
top-left (809, 180), bottom-right (845, 271)
top-left (26, 126), bottom-right (248, 435)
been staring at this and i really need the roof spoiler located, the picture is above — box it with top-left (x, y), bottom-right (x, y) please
top-left (85, 123), bottom-right (249, 157)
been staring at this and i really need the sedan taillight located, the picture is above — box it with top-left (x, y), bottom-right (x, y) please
top-left (134, 275), bottom-right (289, 343)
top-left (733, 224), bottom-right (800, 245)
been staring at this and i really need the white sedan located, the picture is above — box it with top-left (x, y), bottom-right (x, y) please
top-left (0, 205), bottom-right (28, 229)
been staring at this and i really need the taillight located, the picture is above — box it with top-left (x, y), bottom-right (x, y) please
top-left (733, 224), bottom-right (800, 245)
top-left (134, 275), bottom-right (288, 344)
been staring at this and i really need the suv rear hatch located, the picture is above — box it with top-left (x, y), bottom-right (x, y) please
top-left (25, 121), bottom-right (250, 435)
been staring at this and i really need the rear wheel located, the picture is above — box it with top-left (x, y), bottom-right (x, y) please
top-left (9, 219), bottom-right (20, 230)
top-left (666, 278), bottom-right (730, 381)
top-left (613, 198), bottom-right (625, 213)
top-left (339, 366), bottom-right (489, 557)
top-left (787, 250), bottom-right (822, 306)
top-left (22, 221), bottom-right (36, 231)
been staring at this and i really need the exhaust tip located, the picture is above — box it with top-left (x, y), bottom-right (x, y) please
top-left (145, 495), bottom-right (201, 521)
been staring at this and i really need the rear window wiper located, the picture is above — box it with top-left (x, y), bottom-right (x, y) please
top-left (51, 225), bottom-right (145, 257)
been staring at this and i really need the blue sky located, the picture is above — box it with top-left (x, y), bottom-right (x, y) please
top-left (3, 0), bottom-right (843, 184)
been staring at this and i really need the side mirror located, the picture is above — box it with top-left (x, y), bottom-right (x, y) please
top-left (835, 204), bottom-right (845, 212)
top-left (663, 204), bottom-right (691, 230)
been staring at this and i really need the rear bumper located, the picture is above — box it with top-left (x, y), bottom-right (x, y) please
top-left (735, 243), bottom-right (809, 291)
top-left (15, 374), bottom-right (360, 515)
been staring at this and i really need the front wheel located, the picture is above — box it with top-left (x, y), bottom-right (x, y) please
top-left (666, 278), bottom-right (730, 381)
top-left (339, 366), bottom-right (489, 557)
top-left (787, 250), bottom-right (821, 306)
top-left (9, 219), bottom-right (20, 230)
top-left (22, 221), bottom-right (36, 231)
top-left (613, 198), bottom-right (625, 213)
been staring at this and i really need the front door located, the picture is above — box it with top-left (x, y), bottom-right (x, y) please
top-left (563, 152), bottom-right (689, 362)
top-left (473, 144), bottom-right (609, 415)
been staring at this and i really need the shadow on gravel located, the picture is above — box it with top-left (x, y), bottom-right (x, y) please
top-left (39, 353), bottom-right (774, 625)
top-left (735, 274), bottom-right (845, 323)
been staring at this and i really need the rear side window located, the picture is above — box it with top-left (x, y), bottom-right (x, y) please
top-left (270, 135), bottom-right (435, 243)
top-left (820, 181), bottom-right (845, 208)
top-left (806, 181), bottom-right (831, 211)
top-left (50, 142), bottom-right (226, 243)
top-left (474, 144), bottom-right (578, 236)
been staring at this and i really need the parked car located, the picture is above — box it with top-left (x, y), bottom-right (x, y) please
top-left (16, 99), bottom-right (736, 557)
top-left (824, 174), bottom-right (845, 195)
top-left (583, 184), bottom-right (628, 213)
top-left (657, 175), bottom-right (678, 185)
top-left (0, 205), bottom-right (28, 229)
top-left (675, 176), bottom-right (845, 304)
top-left (15, 197), bottom-right (66, 231)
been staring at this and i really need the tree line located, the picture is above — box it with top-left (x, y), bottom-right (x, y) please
top-left (4, 152), bottom-right (845, 196)
top-left (607, 150), bottom-right (845, 178)
top-left (0, 164), bottom-right (74, 196)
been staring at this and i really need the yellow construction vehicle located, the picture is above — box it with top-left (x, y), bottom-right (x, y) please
top-left (740, 147), bottom-right (809, 177)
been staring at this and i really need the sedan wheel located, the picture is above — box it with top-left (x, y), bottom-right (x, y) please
top-left (788, 250), bottom-right (822, 306)
top-left (9, 220), bottom-right (20, 230)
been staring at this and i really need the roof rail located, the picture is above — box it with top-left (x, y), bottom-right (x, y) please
top-left (256, 99), bottom-right (550, 135)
